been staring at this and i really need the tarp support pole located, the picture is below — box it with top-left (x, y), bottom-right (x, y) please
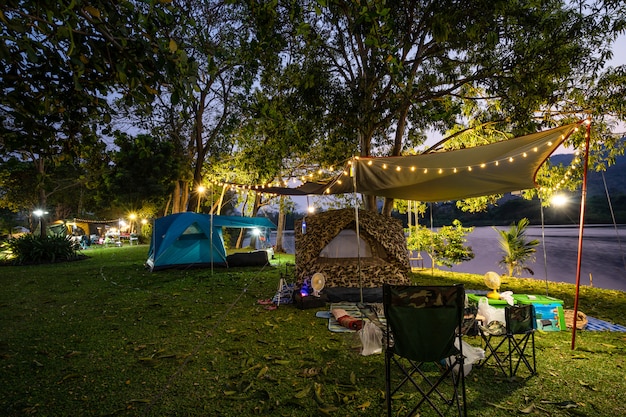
top-left (571, 120), bottom-right (591, 350)
top-left (211, 186), bottom-right (214, 275)
top-left (540, 198), bottom-right (549, 296)
top-left (352, 157), bottom-right (363, 304)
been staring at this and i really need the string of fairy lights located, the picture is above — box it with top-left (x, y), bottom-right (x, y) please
top-left (204, 121), bottom-right (589, 199)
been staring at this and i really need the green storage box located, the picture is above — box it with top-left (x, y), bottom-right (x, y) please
top-left (513, 294), bottom-right (564, 305)
top-left (467, 293), bottom-right (509, 306)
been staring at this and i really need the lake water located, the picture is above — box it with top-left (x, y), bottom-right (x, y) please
top-left (271, 225), bottom-right (626, 292)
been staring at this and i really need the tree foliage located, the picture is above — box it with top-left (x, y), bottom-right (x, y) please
top-left (0, 0), bottom-right (195, 219)
top-left (406, 220), bottom-right (475, 268)
top-left (2, 0), bottom-right (626, 222)
top-left (241, 0), bottom-right (626, 213)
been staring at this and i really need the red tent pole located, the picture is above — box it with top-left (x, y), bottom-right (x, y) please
top-left (571, 120), bottom-right (591, 350)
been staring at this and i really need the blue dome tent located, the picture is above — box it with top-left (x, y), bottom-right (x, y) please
top-left (146, 212), bottom-right (276, 271)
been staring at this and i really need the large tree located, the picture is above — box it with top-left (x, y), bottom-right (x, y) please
top-left (0, 0), bottom-right (195, 221)
top-left (242, 0), bottom-right (626, 213)
top-left (115, 0), bottom-right (258, 214)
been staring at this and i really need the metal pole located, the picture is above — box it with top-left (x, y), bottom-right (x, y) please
top-left (571, 120), bottom-right (591, 350)
top-left (351, 157), bottom-right (363, 304)
top-left (540, 199), bottom-right (549, 296)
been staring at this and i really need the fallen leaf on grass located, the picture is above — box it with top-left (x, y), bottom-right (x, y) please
top-left (487, 402), bottom-right (515, 411)
top-left (540, 400), bottom-right (578, 408)
top-left (294, 386), bottom-right (311, 399)
top-left (313, 382), bottom-right (324, 404)
top-left (256, 365), bottom-right (268, 379)
top-left (317, 405), bottom-right (338, 415)
top-left (127, 398), bottom-right (151, 404)
top-left (57, 373), bottom-right (80, 384)
top-left (519, 404), bottom-right (536, 413)
top-left (299, 367), bottom-right (319, 377)
top-left (356, 400), bottom-right (371, 410)
top-left (138, 357), bottom-right (158, 367)
top-left (578, 380), bottom-right (598, 391)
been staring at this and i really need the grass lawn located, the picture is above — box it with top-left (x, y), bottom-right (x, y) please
top-left (1, 245), bottom-right (625, 416)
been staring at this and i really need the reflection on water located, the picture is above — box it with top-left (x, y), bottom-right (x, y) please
top-left (272, 226), bottom-right (626, 292)
top-left (446, 225), bottom-right (626, 292)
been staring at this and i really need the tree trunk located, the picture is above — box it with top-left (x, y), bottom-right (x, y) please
top-left (180, 183), bottom-right (189, 212)
top-left (274, 196), bottom-right (287, 253)
top-left (381, 102), bottom-right (410, 216)
top-left (172, 181), bottom-right (181, 213)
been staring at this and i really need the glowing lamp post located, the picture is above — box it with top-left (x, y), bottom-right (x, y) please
top-left (129, 213), bottom-right (137, 234)
top-left (550, 194), bottom-right (568, 207)
top-left (33, 209), bottom-right (47, 238)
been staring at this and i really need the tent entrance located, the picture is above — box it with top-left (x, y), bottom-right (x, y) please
top-left (320, 229), bottom-right (373, 258)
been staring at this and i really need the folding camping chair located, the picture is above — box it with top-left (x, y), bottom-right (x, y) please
top-left (383, 284), bottom-right (467, 417)
top-left (477, 304), bottom-right (537, 378)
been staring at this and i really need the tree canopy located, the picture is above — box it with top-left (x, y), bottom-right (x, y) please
top-left (1, 0), bottom-right (625, 223)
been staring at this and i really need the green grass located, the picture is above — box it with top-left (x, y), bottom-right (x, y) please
top-left (1, 245), bottom-right (625, 416)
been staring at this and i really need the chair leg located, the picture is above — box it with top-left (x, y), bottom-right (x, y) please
top-left (502, 333), bottom-right (537, 377)
top-left (385, 351), bottom-right (392, 417)
top-left (477, 332), bottom-right (509, 377)
top-left (388, 356), bottom-right (466, 417)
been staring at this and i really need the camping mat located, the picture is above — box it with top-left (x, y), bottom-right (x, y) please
top-left (323, 303), bottom-right (386, 333)
top-left (585, 316), bottom-right (626, 332)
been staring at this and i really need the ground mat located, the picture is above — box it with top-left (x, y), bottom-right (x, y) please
top-left (316, 302), bottom-right (386, 333)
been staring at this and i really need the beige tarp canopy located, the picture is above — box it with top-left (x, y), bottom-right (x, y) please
top-left (264, 122), bottom-right (581, 201)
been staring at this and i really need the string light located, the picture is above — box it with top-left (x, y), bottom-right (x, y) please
top-left (205, 123), bottom-right (586, 197)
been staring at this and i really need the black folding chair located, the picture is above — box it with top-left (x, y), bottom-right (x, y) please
top-left (478, 304), bottom-right (537, 378)
top-left (383, 284), bottom-right (467, 417)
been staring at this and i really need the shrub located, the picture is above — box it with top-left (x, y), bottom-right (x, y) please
top-left (3, 234), bottom-right (81, 264)
top-left (406, 220), bottom-right (475, 268)
top-left (493, 217), bottom-right (540, 277)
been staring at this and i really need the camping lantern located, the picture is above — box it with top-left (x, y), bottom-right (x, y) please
top-left (300, 278), bottom-right (310, 297)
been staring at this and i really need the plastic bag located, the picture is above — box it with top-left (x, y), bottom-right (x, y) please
top-left (359, 321), bottom-right (383, 356)
top-left (477, 297), bottom-right (505, 325)
top-left (446, 340), bottom-right (485, 376)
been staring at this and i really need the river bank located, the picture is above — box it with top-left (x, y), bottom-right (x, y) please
top-left (272, 225), bottom-right (626, 292)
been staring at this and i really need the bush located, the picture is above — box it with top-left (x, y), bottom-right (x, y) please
top-left (2, 234), bottom-right (80, 264)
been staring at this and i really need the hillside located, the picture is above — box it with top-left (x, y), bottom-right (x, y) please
top-left (550, 152), bottom-right (626, 197)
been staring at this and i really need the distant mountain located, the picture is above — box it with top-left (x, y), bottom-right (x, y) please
top-left (550, 153), bottom-right (626, 197)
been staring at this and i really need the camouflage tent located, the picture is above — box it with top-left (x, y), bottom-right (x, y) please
top-left (295, 208), bottom-right (411, 301)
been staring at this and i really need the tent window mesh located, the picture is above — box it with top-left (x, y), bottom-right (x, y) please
top-left (319, 229), bottom-right (372, 258)
top-left (179, 223), bottom-right (208, 240)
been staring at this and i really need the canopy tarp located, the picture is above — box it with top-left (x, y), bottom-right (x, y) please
top-left (263, 123), bottom-right (581, 201)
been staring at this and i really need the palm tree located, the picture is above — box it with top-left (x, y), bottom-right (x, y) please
top-left (493, 218), bottom-right (540, 277)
